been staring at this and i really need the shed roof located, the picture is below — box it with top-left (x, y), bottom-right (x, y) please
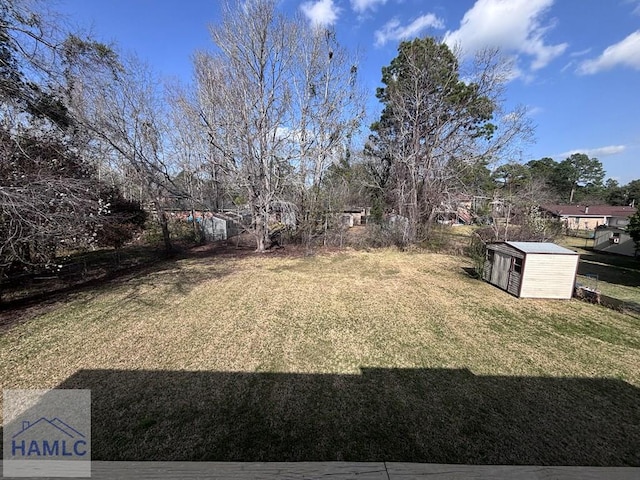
top-left (505, 241), bottom-right (578, 255)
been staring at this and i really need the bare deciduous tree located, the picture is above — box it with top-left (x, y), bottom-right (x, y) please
top-left (191, 0), bottom-right (364, 251)
top-left (68, 54), bottom-right (184, 253)
top-left (290, 27), bottom-right (365, 246)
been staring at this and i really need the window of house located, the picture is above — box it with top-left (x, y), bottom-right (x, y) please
top-left (512, 257), bottom-right (523, 274)
top-left (487, 250), bottom-right (494, 262)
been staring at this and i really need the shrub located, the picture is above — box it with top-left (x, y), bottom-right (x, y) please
top-left (466, 234), bottom-right (487, 279)
top-left (96, 189), bottom-right (147, 251)
top-left (348, 224), bottom-right (408, 250)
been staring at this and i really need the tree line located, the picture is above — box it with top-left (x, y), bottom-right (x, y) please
top-left (1, 0), bottom-right (635, 277)
top-left (485, 154), bottom-right (639, 206)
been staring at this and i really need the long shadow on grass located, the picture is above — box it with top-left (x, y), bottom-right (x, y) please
top-left (40, 368), bottom-right (640, 465)
top-left (579, 249), bottom-right (640, 270)
top-left (577, 260), bottom-right (640, 290)
top-left (575, 247), bottom-right (640, 291)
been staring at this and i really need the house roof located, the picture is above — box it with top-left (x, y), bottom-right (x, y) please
top-left (505, 241), bottom-right (579, 255)
top-left (541, 204), bottom-right (636, 217)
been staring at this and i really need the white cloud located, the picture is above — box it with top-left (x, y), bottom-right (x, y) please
top-left (300, 0), bottom-right (341, 27)
top-left (374, 14), bottom-right (444, 47)
top-left (569, 48), bottom-right (591, 58)
top-left (443, 0), bottom-right (567, 72)
top-left (560, 49), bottom-right (589, 72)
top-left (557, 145), bottom-right (627, 158)
top-left (577, 30), bottom-right (640, 75)
top-left (527, 105), bottom-right (544, 116)
top-left (351, 0), bottom-right (387, 13)
top-left (560, 60), bottom-right (574, 73)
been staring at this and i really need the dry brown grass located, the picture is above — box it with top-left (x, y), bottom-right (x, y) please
top-left (1, 248), bottom-right (638, 464)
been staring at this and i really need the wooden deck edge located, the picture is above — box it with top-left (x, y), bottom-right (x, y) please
top-left (2, 461), bottom-right (638, 479)
top-left (387, 462), bottom-right (639, 479)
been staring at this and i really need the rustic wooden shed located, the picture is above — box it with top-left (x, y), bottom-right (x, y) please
top-left (482, 242), bottom-right (579, 299)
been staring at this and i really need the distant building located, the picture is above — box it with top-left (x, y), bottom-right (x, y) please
top-left (202, 215), bottom-right (227, 241)
top-left (341, 207), bottom-right (370, 227)
top-left (434, 193), bottom-right (474, 224)
top-left (541, 204), bottom-right (636, 231)
top-left (175, 210), bottom-right (232, 241)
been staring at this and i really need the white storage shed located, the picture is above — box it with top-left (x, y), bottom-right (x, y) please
top-left (482, 242), bottom-right (579, 299)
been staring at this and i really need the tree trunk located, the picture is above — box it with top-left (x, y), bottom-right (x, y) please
top-left (253, 206), bottom-right (270, 252)
top-left (407, 174), bottom-right (419, 243)
top-left (160, 214), bottom-right (173, 253)
top-left (504, 203), bottom-right (512, 241)
top-left (424, 207), bottom-right (438, 239)
top-left (154, 201), bottom-right (173, 254)
top-left (190, 207), bottom-right (201, 244)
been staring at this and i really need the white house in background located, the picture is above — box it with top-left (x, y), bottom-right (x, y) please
top-left (483, 242), bottom-right (579, 299)
top-left (593, 227), bottom-right (637, 257)
top-left (541, 204), bottom-right (636, 231)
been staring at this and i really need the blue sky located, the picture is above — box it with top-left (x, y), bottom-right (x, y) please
top-left (59, 0), bottom-right (640, 184)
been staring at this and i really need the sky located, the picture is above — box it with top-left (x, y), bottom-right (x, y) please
top-left (58, 0), bottom-right (640, 184)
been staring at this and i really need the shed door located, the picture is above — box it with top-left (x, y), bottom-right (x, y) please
top-left (490, 252), bottom-right (511, 290)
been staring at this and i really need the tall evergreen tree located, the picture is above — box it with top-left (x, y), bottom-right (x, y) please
top-left (367, 37), bottom-right (531, 241)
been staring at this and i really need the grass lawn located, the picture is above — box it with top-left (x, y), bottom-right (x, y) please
top-left (1, 248), bottom-right (639, 465)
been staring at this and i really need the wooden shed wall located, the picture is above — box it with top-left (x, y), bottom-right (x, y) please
top-left (483, 244), bottom-right (523, 296)
top-left (507, 271), bottom-right (521, 296)
top-left (519, 254), bottom-right (578, 299)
